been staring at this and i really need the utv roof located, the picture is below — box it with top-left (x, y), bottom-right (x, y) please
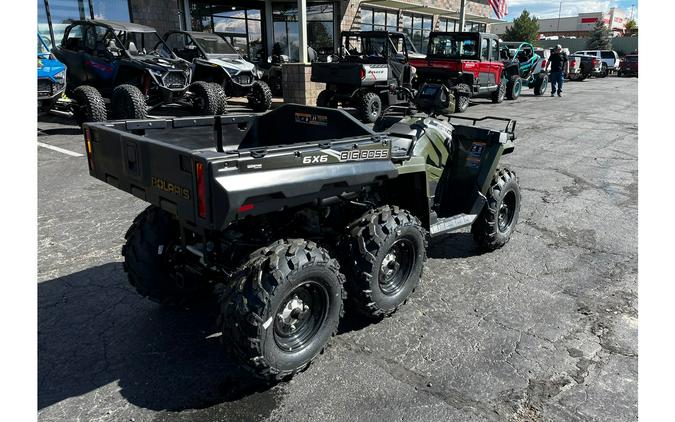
top-left (76, 19), bottom-right (157, 33)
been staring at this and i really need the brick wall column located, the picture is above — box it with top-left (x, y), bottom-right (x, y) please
top-left (281, 63), bottom-right (323, 105)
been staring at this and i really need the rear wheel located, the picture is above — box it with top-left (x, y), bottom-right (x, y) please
top-left (122, 206), bottom-right (212, 306)
top-left (599, 64), bottom-right (609, 78)
top-left (342, 206), bottom-right (427, 319)
top-left (111, 84), bottom-right (147, 120)
top-left (491, 77), bottom-right (507, 103)
top-left (506, 75), bottom-right (522, 100)
top-left (316, 90), bottom-right (338, 108)
top-left (248, 80), bottom-right (273, 112)
top-left (471, 168), bottom-right (521, 251)
top-left (72, 85), bottom-right (107, 126)
top-left (534, 73), bottom-right (548, 96)
top-left (357, 91), bottom-right (382, 123)
top-left (219, 239), bottom-right (346, 381)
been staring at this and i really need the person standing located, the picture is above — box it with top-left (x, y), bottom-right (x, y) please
top-left (546, 45), bottom-right (567, 97)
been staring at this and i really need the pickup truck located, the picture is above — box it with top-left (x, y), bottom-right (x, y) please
top-left (83, 91), bottom-right (521, 381)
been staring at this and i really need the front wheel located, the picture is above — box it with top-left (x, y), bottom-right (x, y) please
top-left (356, 91), bottom-right (382, 123)
top-left (248, 80), bottom-right (273, 112)
top-left (342, 206), bottom-right (427, 319)
top-left (534, 73), bottom-right (549, 96)
top-left (471, 168), bottom-right (521, 251)
top-left (491, 77), bottom-right (507, 103)
top-left (506, 75), bottom-right (522, 100)
top-left (219, 239), bottom-right (346, 381)
top-left (189, 81), bottom-right (220, 115)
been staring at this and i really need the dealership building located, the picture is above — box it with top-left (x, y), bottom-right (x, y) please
top-left (38, 0), bottom-right (499, 103)
top-left (491, 7), bottom-right (629, 39)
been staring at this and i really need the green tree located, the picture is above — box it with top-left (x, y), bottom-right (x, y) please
top-left (588, 20), bottom-right (612, 49)
top-left (502, 10), bottom-right (539, 43)
top-left (625, 19), bottom-right (637, 31)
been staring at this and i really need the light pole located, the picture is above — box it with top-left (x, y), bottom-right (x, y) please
top-left (459, 0), bottom-right (466, 32)
top-left (556, 0), bottom-right (563, 35)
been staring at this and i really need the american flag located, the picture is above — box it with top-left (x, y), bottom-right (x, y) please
top-left (489, 0), bottom-right (508, 19)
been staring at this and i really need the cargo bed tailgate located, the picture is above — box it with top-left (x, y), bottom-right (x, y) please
top-left (84, 121), bottom-right (204, 223)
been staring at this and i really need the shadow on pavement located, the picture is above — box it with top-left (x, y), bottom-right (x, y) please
top-left (427, 232), bottom-right (483, 260)
top-left (38, 262), bottom-right (282, 417)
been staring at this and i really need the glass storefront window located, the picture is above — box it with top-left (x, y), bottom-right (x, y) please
top-left (38, 0), bottom-right (52, 47)
top-left (274, 2), bottom-right (334, 62)
top-left (360, 7), bottom-right (398, 33)
top-left (90, 0), bottom-right (130, 21)
top-left (401, 12), bottom-right (432, 53)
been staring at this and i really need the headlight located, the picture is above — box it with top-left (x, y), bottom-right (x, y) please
top-left (150, 69), bottom-right (164, 77)
top-left (53, 70), bottom-right (66, 83)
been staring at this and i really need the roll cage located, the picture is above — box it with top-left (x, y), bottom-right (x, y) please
top-left (339, 31), bottom-right (411, 62)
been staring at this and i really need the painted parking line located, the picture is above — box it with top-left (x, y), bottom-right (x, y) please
top-left (37, 141), bottom-right (84, 157)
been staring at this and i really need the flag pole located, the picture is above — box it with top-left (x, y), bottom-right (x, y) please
top-left (459, 0), bottom-right (466, 31)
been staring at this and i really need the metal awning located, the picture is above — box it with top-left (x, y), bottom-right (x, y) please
top-left (441, 12), bottom-right (505, 24)
top-left (362, 0), bottom-right (503, 24)
top-left (361, 0), bottom-right (455, 16)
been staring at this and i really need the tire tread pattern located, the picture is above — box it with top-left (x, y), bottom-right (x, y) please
top-left (343, 206), bottom-right (428, 318)
top-left (218, 239), bottom-right (346, 381)
top-left (471, 168), bottom-right (520, 251)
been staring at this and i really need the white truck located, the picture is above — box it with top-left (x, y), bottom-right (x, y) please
top-left (573, 50), bottom-right (621, 77)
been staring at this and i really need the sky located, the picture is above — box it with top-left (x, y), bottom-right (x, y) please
top-left (499, 0), bottom-right (638, 22)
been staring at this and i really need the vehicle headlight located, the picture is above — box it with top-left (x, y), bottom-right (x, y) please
top-left (150, 69), bottom-right (164, 77)
top-left (53, 70), bottom-right (66, 83)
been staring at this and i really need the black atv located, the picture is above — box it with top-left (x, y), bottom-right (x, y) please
top-left (311, 31), bottom-right (417, 123)
top-left (164, 31), bottom-right (273, 112)
top-left (82, 83), bottom-right (521, 382)
top-left (51, 20), bottom-right (226, 125)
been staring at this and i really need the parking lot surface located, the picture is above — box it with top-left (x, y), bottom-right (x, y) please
top-left (38, 78), bottom-right (637, 422)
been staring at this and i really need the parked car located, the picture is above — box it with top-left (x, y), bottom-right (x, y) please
top-left (51, 20), bottom-right (226, 125)
top-left (617, 54), bottom-right (638, 77)
top-left (311, 31), bottom-right (416, 123)
top-left (38, 32), bottom-right (67, 112)
top-left (573, 50), bottom-right (620, 77)
top-left (411, 31), bottom-right (508, 113)
top-left (501, 41), bottom-right (549, 97)
top-left (164, 30), bottom-right (272, 111)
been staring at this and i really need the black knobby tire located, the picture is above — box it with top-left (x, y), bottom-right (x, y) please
top-left (316, 90), bottom-right (337, 108)
top-left (122, 206), bottom-right (212, 306)
top-left (506, 75), bottom-right (522, 100)
top-left (454, 83), bottom-right (470, 113)
top-left (72, 85), bottom-right (107, 126)
top-left (357, 91), bottom-right (382, 123)
top-left (471, 168), bottom-right (521, 251)
top-left (248, 80), bottom-right (273, 112)
top-left (343, 206), bottom-right (427, 319)
top-left (189, 81), bottom-right (220, 116)
top-left (491, 77), bottom-right (507, 104)
top-left (534, 73), bottom-right (549, 96)
top-left (219, 239), bottom-right (346, 381)
top-left (210, 82), bottom-right (228, 114)
top-left (111, 84), bottom-right (147, 120)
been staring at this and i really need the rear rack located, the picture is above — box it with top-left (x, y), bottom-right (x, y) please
top-left (444, 115), bottom-right (517, 139)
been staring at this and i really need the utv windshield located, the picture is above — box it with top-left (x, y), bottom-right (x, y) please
top-left (116, 31), bottom-right (174, 59)
top-left (192, 34), bottom-right (238, 55)
top-left (427, 34), bottom-right (478, 59)
top-left (38, 34), bottom-right (50, 55)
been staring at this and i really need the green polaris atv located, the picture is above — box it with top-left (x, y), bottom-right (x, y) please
top-left (500, 41), bottom-right (549, 99)
top-left (82, 83), bottom-right (521, 381)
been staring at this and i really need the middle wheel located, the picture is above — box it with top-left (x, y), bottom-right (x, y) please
top-left (343, 206), bottom-right (427, 318)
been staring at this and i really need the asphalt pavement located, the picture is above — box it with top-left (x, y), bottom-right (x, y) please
top-left (38, 78), bottom-right (638, 422)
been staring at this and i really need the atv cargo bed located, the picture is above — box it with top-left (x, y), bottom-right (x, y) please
top-left (83, 105), bottom-right (398, 231)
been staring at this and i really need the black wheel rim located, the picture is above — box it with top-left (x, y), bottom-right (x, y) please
top-left (498, 190), bottom-right (517, 232)
top-left (274, 280), bottom-right (329, 352)
top-left (379, 238), bottom-right (416, 296)
top-left (370, 101), bottom-right (380, 118)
